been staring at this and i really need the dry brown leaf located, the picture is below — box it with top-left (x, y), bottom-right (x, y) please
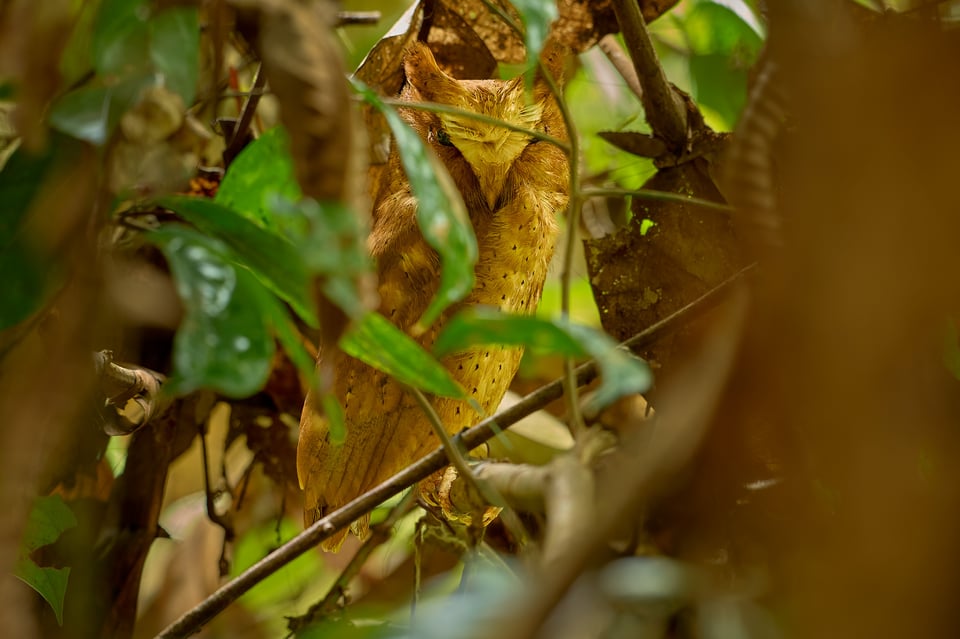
top-left (584, 158), bottom-right (744, 376)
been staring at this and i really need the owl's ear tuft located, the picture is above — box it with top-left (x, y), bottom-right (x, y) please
top-left (536, 38), bottom-right (569, 89)
top-left (403, 42), bottom-right (460, 103)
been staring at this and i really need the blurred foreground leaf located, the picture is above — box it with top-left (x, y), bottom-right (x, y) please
top-left (354, 81), bottom-right (477, 329)
top-left (341, 313), bottom-right (468, 400)
top-left (215, 126), bottom-right (301, 228)
top-left (15, 496), bottom-right (77, 626)
top-left (159, 195), bottom-right (317, 325)
top-left (150, 226), bottom-right (278, 397)
top-left (435, 308), bottom-right (652, 410)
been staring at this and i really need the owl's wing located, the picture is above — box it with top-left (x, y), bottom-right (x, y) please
top-left (298, 169), bottom-right (444, 551)
top-left (297, 346), bottom-right (444, 551)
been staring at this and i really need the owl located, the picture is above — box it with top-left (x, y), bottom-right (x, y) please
top-left (297, 41), bottom-right (569, 550)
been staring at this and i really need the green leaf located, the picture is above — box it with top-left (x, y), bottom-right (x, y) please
top-left (91, 0), bottom-right (150, 77)
top-left (150, 225), bottom-right (276, 397)
top-left (688, 54), bottom-right (747, 131)
top-left (354, 81), bottom-right (477, 329)
top-left (149, 7), bottom-right (200, 104)
top-left (49, 74), bottom-right (152, 145)
top-left (215, 127), bottom-right (302, 228)
top-left (159, 195), bottom-right (317, 326)
top-left (434, 308), bottom-right (652, 411)
top-left (684, 2), bottom-right (763, 58)
top-left (513, 0), bottom-right (558, 82)
top-left (561, 321), bottom-right (653, 410)
top-left (341, 312), bottom-right (468, 400)
top-left (15, 561), bottom-right (71, 626)
top-left (15, 495), bottom-right (77, 626)
top-left (683, 2), bottom-right (761, 130)
top-left (21, 496), bottom-right (77, 553)
top-left (269, 196), bottom-right (372, 320)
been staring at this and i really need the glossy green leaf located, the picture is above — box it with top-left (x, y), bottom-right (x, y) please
top-left (150, 226), bottom-right (276, 397)
top-left (91, 0), bottom-right (150, 77)
top-left (341, 312), bottom-right (468, 400)
top-left (149, 7), bottom-right (200, 104)
top-left (354, 81), bottom-right (477, 329)
top-left (269, 196), bottom-right (372, 320)
top-left (49, 74), bottom-right (152, 145)
top-left (434, 308), bottom-right (652, 411)
top-left (159, 195), bottom-right (317, 325)
top-left (215, 127), bottom-right (301, 228)
top-left (15, 495), bottom-right (77, 626)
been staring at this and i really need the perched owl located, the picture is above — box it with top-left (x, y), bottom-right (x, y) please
top-left (297, 42), bottom-right (569, 550)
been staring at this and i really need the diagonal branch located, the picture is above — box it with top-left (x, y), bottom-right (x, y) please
top-left (154, 264), bottom-right (753, 639)
top-left (611, 0), bottom-right (688, 150)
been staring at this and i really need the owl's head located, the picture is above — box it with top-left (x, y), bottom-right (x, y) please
top-left (401, 42), bottom-right (566, 211)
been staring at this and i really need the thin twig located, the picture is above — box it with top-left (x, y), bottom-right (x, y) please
top-left (408, 387), bottom-right (529, 545)
top-left (598, 34), bottom-right (644, 102)
top-left (223, 64), bottom-right (266, 166)
top-left (611, 0), bottom-right (688, 149)
top-left (379, 98), bottom-right (570, 153)
top-left (199, 425), bottom-right (234, 576)
top-left (581, 187), bottom-right (732, 211)
top-left (538, 57), bottom-right (588, 440)
top-left (336, 11), bottom-right (381, 26)
top-left (480, 0), bottom-right (523, 35)
top-left (153, 266), bottom-right (751, 639)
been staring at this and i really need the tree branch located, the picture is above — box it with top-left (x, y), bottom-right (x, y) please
top-left (154, 265), bottom-right (752, 639)
top-left (611, 0), bottom-right (688, 150)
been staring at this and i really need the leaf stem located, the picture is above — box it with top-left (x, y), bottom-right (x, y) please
top-left (538, 57), bottom-right (588, 440)
top-left (380, 98), bottom-right (571, 153)
top-left (581, 187), bottom-right (732, 211)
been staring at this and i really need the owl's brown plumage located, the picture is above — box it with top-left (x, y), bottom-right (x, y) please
top-left (297, 42), bottom-right (569, 550)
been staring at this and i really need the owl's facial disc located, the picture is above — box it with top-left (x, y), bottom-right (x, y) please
top-left (439, 89), bottom-right (543, 210)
